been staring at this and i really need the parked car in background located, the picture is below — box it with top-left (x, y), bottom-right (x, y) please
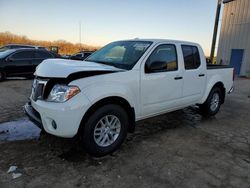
top-left (69, 51), bottom-right (93, 60)
top-left (61, 54), bottom-right (70, 59)
top-left (206, 58), bottom-right (212, 64)
top-left (49, 46), bottom-right (59, 54)
top-left (49, 51), bottom-right (62, 58)
top-left (0, 44), bottom-right (47, 51)
top-left (0, 48), bottom-right (59, 80)
top-left (24, 39), bottom-right (234, 157)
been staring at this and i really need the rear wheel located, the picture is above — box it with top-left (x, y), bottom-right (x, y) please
top-left (200, 87), bottom-right (222, 116)
top-left (81, 104), bottom-right (128, 157)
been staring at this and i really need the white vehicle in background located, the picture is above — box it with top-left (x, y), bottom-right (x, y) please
top-left (69, 51), bottom-right (94, 60)
top-left (24, 39), bottom-right (234, 157)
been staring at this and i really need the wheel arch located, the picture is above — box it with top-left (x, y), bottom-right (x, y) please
top-left (212, 82), bottom-right (226, 104)
top-left (78, 96), bottom-right (136, 135)
top-left (201, 81), bottom-right (226, 104)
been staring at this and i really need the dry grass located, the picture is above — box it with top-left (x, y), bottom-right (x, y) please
top-left (0, 31), bottom-right (100, 55)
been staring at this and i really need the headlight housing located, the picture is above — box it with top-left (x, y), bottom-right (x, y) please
top-left (47, 84), bottom-right (80, 103)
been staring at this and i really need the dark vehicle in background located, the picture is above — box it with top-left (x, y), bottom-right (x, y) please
top-left (49, 51), bottom-right (62, 58)
top-left (0, 44), bottom-right (47, 51)
top-left (69, 51), bottom-right (93, 60)
top-left (0, 48), bottom-right (59, 80)
top-left (49, 46), bottom-right (59, 54)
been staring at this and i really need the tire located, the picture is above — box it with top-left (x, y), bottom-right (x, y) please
top-left (0, 72), bottom-right (6, 81)
top-left (200, 87), bottom-right (222, 117)
top-left (81, 104), bottom-right (129, 157)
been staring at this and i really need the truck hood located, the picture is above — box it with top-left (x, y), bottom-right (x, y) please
top-left (35, 59), bottom-right (123, 78)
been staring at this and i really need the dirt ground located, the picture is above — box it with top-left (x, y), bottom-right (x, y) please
top-left (0, 78), bottom-right (32, 123)
top-left (0, 78), bottom-right (250, 188)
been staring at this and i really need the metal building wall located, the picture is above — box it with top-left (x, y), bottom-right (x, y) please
top-left (217, 0), bottom-right (250, 76)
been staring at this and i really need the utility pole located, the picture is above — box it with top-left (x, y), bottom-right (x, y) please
top-left (210, 0), bottom-right (222, 64)
top-left (79, 21), bottom-right (82, 51)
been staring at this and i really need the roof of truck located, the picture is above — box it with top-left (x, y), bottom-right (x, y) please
top-left (125, 38), bottom-right (200, 46)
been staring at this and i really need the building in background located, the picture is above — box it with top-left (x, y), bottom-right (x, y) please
top-left (217, 0), bottom-right (250, 76)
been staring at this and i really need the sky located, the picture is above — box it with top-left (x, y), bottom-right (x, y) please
top-left (0, 0), bottom-right (220, 55)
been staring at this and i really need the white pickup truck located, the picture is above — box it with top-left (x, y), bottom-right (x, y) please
top-left (24, 39), bottom-right (234, 156)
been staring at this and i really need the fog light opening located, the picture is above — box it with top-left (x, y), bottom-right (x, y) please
top-left (52, 120), bottom-right (57, 130)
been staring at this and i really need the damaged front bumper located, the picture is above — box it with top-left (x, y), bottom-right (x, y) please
top-left (228, 86), bottom-right (234, 94)
top-left (24, 102), bottom-right (43, 129)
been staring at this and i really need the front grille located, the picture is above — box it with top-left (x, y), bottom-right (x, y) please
top-left (32, 79), bottom-right (48, 101)
top-left (33, 83), bottom-right (44, 101)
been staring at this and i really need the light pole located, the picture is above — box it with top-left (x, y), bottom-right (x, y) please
top-left (79, 21), bottom-right (82, 51)
top-left (210, 0), bottom-right (222, 64)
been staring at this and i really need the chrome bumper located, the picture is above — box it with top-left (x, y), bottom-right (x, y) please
top-left (228, 86), bottom-right (234, 94)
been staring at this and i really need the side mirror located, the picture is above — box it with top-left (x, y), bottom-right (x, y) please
top-left (146, 61), bottom-right (167, 73)
top-left (6, 57), bottom-right (14, 62)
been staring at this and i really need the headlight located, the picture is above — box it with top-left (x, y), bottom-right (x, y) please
top-left (47, 84), bottom-right (80, 103)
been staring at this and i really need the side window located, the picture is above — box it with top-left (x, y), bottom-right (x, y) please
top-left (35, 51), bottom-right (52, 59)
top-left (145, 44), bottom-right (178, 73)
top-left (11, 51), bottom-right (35, 59)
top-left (181, 45), bottom-right (201, 70)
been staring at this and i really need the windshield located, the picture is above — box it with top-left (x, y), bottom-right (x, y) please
top-left (85, 41), bottom-right (152, 70)
top-left (0, 49), bottom-right (15, 58)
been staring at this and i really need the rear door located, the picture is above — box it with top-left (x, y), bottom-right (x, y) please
top-left (32, 50), bottom-right (53, 72)
top-left (141, 43), bottom-right (183, 117)
top-left (181, 45), bottom-right (206, 104)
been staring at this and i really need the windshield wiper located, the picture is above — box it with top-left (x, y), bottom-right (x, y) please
top-left (85, 60), bottom-right (127, 70)
top-left (96, 61), bottom-right (113, 66)
top-left (86, 60), bottom-right (116, 67)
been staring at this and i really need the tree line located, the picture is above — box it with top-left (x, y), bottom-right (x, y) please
top-left (0, 32), bottom-right (100, 55)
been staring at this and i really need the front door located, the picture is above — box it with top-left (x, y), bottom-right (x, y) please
top-left (5, 50), bottom-right (35, 76)
top-left (230, 49), bottom-right (244, 75)
top-left (141, 44), bottom-right (183, 117)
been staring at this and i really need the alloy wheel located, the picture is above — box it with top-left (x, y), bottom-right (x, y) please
top-left (93, 115), bottom-right (121, 147)
top-left (210, 92), bottom-right (220, 111)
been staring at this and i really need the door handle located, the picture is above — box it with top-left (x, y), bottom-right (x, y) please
top-left (174, 76), bottom-right (183, 80)
top-left (198, 74), bottom-right (205, 77)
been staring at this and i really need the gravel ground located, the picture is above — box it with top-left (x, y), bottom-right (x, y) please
top-left (0, 78), bottom-right (250, 188)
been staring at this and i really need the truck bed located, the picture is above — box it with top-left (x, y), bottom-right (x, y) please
top-left (206, 65), bottom-right (234, 94)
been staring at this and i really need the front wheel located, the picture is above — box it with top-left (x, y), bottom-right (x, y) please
top-left (0, 72), bottom-right (6, 81)
top-left (81, 104), bottom-right (129, 157)
top-left (200, 87), bottom-right (222, 116)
